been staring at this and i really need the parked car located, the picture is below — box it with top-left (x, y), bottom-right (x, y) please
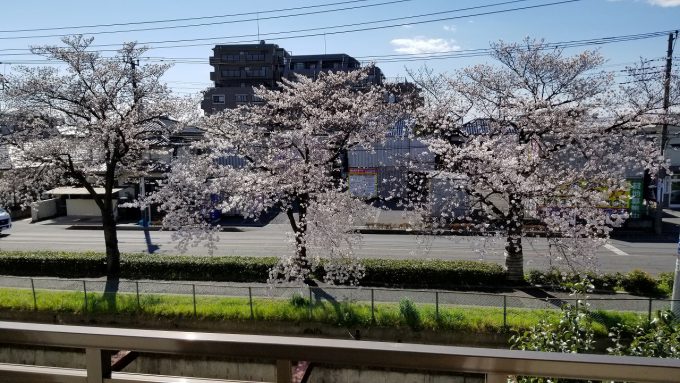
top-left (0, 208), bottom-right (11, 234)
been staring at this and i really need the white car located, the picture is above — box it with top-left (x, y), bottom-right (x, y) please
top-left (0, 208), bottom-right (11, 234)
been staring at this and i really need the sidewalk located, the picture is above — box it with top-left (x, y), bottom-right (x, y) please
top-left (29, 208), bottom-right (680, 241)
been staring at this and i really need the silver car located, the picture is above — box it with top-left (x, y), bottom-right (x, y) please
top-left (0, 208), bottom-right (11, 234)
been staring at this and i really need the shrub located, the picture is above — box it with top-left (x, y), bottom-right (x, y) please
top-left (0, 250), bottom-right (277, 282)
top-left (657, 272), bottom-right (674, 297)
top-left (399, 298), bottom-right (421, 331)
top-left (289, 293), bottom-right (308, 308)
top-left (120, 254), bottom-right (277, 282)
top-left (0, 250), bottom-right (106, 278)
top-left (621, 270), bottom-right (660, 297)
top-left (356, 259), bottom-right (508, 289)
top-left (0, 250), bottom-right (508, 289)
top-left (609, 311), bottom-right (680, 358)
top-left (525, 268), bottom-right (623, 293)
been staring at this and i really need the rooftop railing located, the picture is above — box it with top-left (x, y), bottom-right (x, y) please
top-left (0, 321), bottom-right (679, 383)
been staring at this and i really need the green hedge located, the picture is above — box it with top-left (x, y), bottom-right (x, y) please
top-left (358, 259), bottom-right (507, 289)
top-left (0, 250), bottom-right (507, 289)
top-left (526, 268), bottom-right (673, 297)
top-left (0, 251), bottom-right (107, 278)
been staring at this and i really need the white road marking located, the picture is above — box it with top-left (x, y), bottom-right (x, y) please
top-left (604, 243), bottom-right (629, 256)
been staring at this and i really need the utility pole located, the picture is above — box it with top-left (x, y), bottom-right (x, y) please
top-left (655, 31), bottom-right (677, 235)
top-left (660, 31), bottom-right (680, 316)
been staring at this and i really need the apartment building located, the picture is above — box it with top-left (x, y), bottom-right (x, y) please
top-left (200, 41), bottom-right (383, 114)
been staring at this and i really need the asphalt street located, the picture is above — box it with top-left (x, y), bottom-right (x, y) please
top-left (0, 217), bottom-right (677, 275)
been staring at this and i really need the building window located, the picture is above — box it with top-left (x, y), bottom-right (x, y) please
top-left (235, 94), bottom-right (248, 102)
top-left (307, 63), bottom-right (317, 69)
top-left (222, 54), bottom-right (240, 62)
top-left (212, 94), bottom-right (225, 104)
top-left (245, 52), bottom-right (265, 61)
top-left (221, 69), bottom-right (241, 77)
top-left (245, 67), bottom-right (266, 77)
top-left (252, 95), bottom-right (264, 103)
top-left (294, 62), bottom-right (304, 70)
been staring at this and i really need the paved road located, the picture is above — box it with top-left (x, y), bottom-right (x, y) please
top-left (1, 218), bottom-right (677, 274)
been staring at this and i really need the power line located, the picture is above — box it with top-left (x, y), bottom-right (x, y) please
top-left (2, 29), bottom-right (674, 69)
top-left (0, 0), bottom-right (378, 34)
top-left (0, 0), bottom-right (579, 55)
top-left (0, 0), bottom-right (412, 40)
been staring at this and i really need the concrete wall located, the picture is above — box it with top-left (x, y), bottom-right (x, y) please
top-left (31, 199), bottom-right (58, 222)
top-left (66, 199), bottom-right (117, 218)
top-left (0, 347), bottom-right (483, 383)
top-left (125, 354), bottom-right (276, 381)
top-left (0, 346), bottom-right (84, 369)
top-left (307, 366), bottom-right (484, 383)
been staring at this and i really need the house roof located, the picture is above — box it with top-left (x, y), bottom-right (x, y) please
top-left (46, 187), bottom-right (124, 196)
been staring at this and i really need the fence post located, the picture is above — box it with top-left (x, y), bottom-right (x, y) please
top-left (30, 278), bottom-right (37, 311)
top-left (371, 289), bottom-right (375, 324)
top-left (648, 298), bottom-right (653, 322)
top-left (85, 347), bottom-right (112, 383)
top-left (248, 287), bottom-right (254, 319)
top-left (435, 291), bottom-right (440, 322)
top-left (308, 286), bottom-right (313, 320)
top-left (276, 359), bottom-right (292, 383)
top-left (192, 284), bottom-right (197, 317)
top-left (135, 281), bottom-right (140, 311)
top-left (503, 295), bottom-right (507, 329)
top-left (83, 280), bottom-right (88, 313)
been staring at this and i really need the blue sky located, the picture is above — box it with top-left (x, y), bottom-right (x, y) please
top-left (0, 0), bottom-right (678, 95)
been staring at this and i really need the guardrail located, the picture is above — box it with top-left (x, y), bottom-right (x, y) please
top-left (0, 321), bottom-right (679, 383)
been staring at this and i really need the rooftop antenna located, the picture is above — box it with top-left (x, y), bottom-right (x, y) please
top-left (324, 33), bottom-right (327, 55)
top-left (256, 12), bottom-right (260, 41)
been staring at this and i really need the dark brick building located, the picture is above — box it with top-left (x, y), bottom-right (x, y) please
top-left (201, 41), bottom-right (383, 114)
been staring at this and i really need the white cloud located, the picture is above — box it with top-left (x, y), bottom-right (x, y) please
top-left (402, 24), bottom-right (414, 29)
top-left (443, 24), bottom-right (457, 32)
top-left (648, 0), bottom-right (680, 5)
top-left (390, 37), bottom-right (461, 54)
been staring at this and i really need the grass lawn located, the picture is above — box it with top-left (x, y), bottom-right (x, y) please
top-left (0, 287), bottom-right (649, 336)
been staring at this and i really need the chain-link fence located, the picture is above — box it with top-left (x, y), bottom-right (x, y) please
top-left (0, 275), bottom-right (677, 328)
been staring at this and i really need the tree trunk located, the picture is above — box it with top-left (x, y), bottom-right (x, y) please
top-left (102, 208), bottom-right (120, 279)
top-left (286, 194), bottom-right (312, 282)
top-left (505, 194), bottom-right (524, 282)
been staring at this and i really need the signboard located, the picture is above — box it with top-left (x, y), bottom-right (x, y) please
top-left (349, 168), bottom-right (377, 199)
top-left (628, 179), bottom-right (643, 219)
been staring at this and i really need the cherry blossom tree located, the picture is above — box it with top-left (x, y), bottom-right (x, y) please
top-left (414, 39), bottom-right (666, 281)
top-left (0, 36), bottom-right (188, 279)
top-left (149, 68), bottom-right (405, 284)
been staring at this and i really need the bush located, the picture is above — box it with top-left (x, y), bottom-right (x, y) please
top-left (657, 272), bottom-right (675, 296)
top-left (525, 268), bottom-right (624, 293)
top-left (289, 293), bottom-right (308, 308)
top-left (0, 250), bottom-right (107, 278)
top-left (621, 270), bottom-right (660, 297)
top-left (399, 298), bottom-right (421, 331)
top-left (121, 254), bottom-right (277, 282)
top-left (356, 259), bottom-right (508, 289)
top-left (0, 250), bottom-right (277, 282)
top-left (0, 250), bottom-right (507, 289)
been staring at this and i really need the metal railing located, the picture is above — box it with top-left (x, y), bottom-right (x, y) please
top-left (0, 321), bottom-right (679, 383)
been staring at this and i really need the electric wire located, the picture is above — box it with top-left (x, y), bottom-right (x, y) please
top-left (0, 0), bottom-right (580, 55)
